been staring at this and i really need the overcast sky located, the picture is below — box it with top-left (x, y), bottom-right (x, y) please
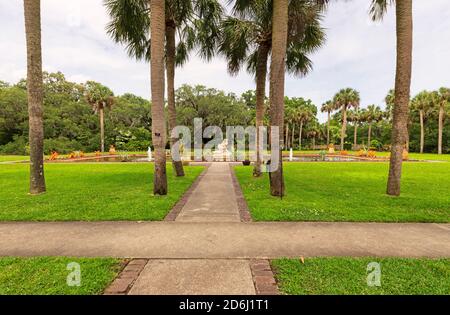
top-left (1, 0), bottom-right (449, 122)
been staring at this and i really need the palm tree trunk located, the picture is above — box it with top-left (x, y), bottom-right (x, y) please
top-left (353, 122), bottom-right (358, 149)
top-left (438, 105), bottom-right (444, 154)
top-left (166, 22), bottom-right (184, 177)
top-left (419, 109), bottom-right (424, 154)
top-left (326, 111), bottom-right (330, 146)
top-left (299, 122), bottom-right (303, 150)
top-left (269, 0), bottom-right (288, 197)
top-left (291, 123), bottom-right (295, 149)
top-left (99, 107), bottom-right (105, 153)
top-left (340, 106), bottom-right (347, 151)
top-left (368, 124), bottom-right (372, 149)
top-left (312, 136), bottom-right (316, 150)
top-left (151, 0), bottom-right (167, 195)
top-left (285, 124), bottom-right (289, 148)
top-left (24, 0), bottom-right (46, 195)
top-left (253, 44), bottom-right (269, 177)
top-left (387, 0), bottom-right (413, 196)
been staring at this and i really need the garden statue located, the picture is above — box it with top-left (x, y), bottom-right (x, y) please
top-left (147, 147), bottom-right (153, 162)
top-left (213, 139), bottom-right (232, 161)
top-left (109, 145), bottom-right (116, 155)
top-left (289, 148), bottom-right (293, 162)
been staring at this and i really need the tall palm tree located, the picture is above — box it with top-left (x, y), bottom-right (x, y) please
top-left (150, 0), bottom-right (168, 195)
top-left (84, 81), bottom-right (115, 153)
top-left (307, 123), bottom-right (320, 150)
top-left (333, 88), bottom-right (360, 151)
top-left (347, 109), bottom-right (361, 149)
top-left (321, 100), bottom-right (334, 146)
top-left (268, 0), bottom-right (288, 196)
top-left (294, 107), bottom-right (314, 150)
top-left (437, 87), bottom-right (450, 155)
top-left (411, 91), bottom-right (434, 154)
top-left (371, 0), bottom-right (413, 196)
top-left (105, 0), bottom-right (223, 177)
top-left (363, 105), bottom-right (383, 149)
top-left (24, 0), bottom-right (45, 195)
top-left (221, 0), bottom-right (326, 177)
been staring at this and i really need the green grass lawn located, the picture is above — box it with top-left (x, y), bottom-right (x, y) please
top-left (272, 258), bottom-right (450, 295)
top-left (0, 155), bottom-right (29, 162)
top-left (0, 163), bottom-right (204, 221)
top-left (234, 162), bottom-right (450, 222)
top-left (281, 151), bottom-right (450, 162)
top-left (0, 257), bottom-right (122, 295)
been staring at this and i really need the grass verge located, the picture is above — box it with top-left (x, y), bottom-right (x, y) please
top-left (234, 162), bottom-right (450, 222)
top-left (0, 257), bottom-right (122, 295)
top-left (272, 257), bottom-right (450, 295)
top-left (0, 163), bottom-right (204, 221)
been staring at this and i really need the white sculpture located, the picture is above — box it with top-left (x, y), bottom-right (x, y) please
top-left (147, 147), bottom-right (153, 162)
top-left (289, 148), bottom-right (293, 162)
top-left (213, 139), bottom-right (232, 161)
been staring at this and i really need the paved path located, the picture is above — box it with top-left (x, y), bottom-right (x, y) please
top-left (128, 259), bottom-right (255, 295)
top-left (175, 163), bottom-right (240, 222)
top-left (1, 221), bottom-right (449, 258)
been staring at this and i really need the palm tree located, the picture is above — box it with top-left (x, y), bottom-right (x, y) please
top-left (321, 100), bottom-right (334, 146)
top-left (105, 0), bottom-right (223, 177)
top-left (307, 124), bottom-right (320, 150)
top-left (151, 0), bottom-right (167, 195)
top-left (24, 0), bottom-right (46, 195)
top-left (84, 81), bottom-right (115, 153)
top-left (268, 0), bottom-right (288, 196)
top-left (294, 107), bottom-right (314, 150)
top-left (347, 109), bottom-right (361, 149)
top-left (437, 87), bottom-right (450, 155)
top-left (371, 0), bottom-right (413, 196)
top-left (333, 88), bottom-right (360, 151)
top-left (363, 105), bottom-right (383, 149)
top-left (411, 91), bottom-right (434, 154)
top-left (221, 0), bottom-right (325, 177)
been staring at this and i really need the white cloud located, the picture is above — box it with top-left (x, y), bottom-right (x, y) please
top-left (1, 0), bottom-right (449, 123)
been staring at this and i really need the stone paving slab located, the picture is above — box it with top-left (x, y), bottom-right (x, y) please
top-left (175, 163), bottom-right (241, 222)
top-left (128, 259), bottom-right (256, 295)
top-left (1, 221), bottom-right (449, 258)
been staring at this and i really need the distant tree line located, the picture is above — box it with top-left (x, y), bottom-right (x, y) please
top-left (1, 72), bottom-right (448, 155)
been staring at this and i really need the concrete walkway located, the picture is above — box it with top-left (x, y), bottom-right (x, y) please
top-left (1, 221), bottom-right (449, 258)
top-left (175, 163), bottom-right (240, 222)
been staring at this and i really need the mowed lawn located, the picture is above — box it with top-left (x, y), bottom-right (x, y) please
top-left (281, 151), bottom-right (450, 162)
top-left (0, 257), bottom-right (122, 295)
top-left (234, 162), bottom-right (450, 222)
top-left (273, 258), bottom-right (450, 295)
top-left (0, 155), bottom-right (29, 162)
top-left (0, 163), bottom-right (204, 221)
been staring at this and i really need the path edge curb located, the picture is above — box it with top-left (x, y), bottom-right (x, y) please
top-left (103, 259), bottom-right (149, 295)
top-left (229, 164), bottom-right (253, 222)
top-left (249, 259), bottom-right (280, 295)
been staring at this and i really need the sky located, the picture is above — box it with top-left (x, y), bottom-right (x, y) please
top-left (1, 0), bottom-right (449, 122)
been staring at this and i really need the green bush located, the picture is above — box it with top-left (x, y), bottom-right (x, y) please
top-left (44, 137), bottom-right (82, 154)
top-left (370, 139), bottom-right (382, 151)
top-left (0, 136), bottom-right (29, 155)
top-left (115, 127), bottom-right (151, 151)
top-left (344, 142), bottom-right (352, 150)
